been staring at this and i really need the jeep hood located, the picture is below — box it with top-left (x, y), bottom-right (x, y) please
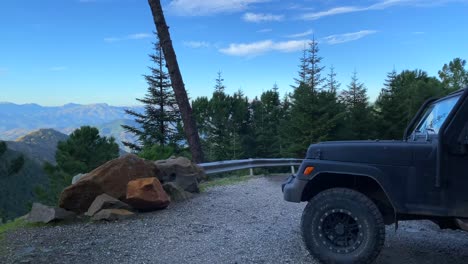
top-left (306, 140), bottom-right (413, 166)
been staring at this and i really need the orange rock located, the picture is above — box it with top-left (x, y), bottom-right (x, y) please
top-left (126, 177), bottom-right (170, 211)
top-left (59, 154), bottom-right (160, 213)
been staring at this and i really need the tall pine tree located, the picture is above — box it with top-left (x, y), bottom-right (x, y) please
top-left (285, 39), bottom-right (341, 157)
top-left (252, 86), bottom-right (282, 158)
top-left (340, 71), bottom-right (373, 139)
top-left (326, 66), bottom-right (340, 93)
top-left (375, 69), bottom-right (445, 139)
top-left (122, 39), bottom-right (182, 152)
top-left (204, 72), bottom-right (233, 161)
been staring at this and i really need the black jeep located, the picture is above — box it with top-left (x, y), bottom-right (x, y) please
top-left (282, 88), bottom-right (468, 263)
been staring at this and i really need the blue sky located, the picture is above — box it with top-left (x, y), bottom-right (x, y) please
top-left (1, 0), bottom-right (467, 106)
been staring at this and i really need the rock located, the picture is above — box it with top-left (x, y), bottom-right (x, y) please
top-left (72, 173), bottom-right (87, 184)
top-left (18, 214), bottom-right (29, 221)
top-left (163, 182), bottom-right (193, 202)
top-left (59, 154), bottom-right (160, 213)
top-left (27, 203), bottom-right (76, 223)
top-left (154, 157), bottom-right (205, 193)
top-left (85, 193), bottom-right (132, 217)
top-left (126, 177), bottom-right (170, 211)
top-left (175, 175), bottom-right (200, 193)
top-left (91, 209), bottom-right (134, 221)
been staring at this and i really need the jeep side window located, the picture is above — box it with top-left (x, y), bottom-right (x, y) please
top-left (414, 95), bottom-right (461, 134)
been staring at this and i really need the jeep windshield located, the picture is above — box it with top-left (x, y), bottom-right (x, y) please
top-left (413, 94), bottom-right (461, 135)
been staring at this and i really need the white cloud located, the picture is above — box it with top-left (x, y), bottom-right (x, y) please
top-left (183, 41), bottom-right (211, 48)
top-left (322, 30), bottom-right (378, 44)
top-left (219, 39), bottom-right (309, 57)
top-left (104, 33), bottom-right (152, 43)
top-left (257, 28), bottom-right (272, 33)
top-left (286, 29), bottom-right (314, 38)
top-left (242, 12), bottom-right (284, 22)
top-left (127, 33), bottom-right (152, 40)
top-left (300, 0), bottom-right (466, 20)
top-left (301, 6), bottom-right (362, 20)
top-left (168, 0), bottom-right (268, 16)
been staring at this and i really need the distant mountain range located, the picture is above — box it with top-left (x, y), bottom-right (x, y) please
top-left (0, 102), bottom-right (144, 151)
top-left (0, 102), bottom-right (146, 220)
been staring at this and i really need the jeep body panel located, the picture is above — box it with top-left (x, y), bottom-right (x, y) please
top-left (283, 88), bottom-right (468, 219)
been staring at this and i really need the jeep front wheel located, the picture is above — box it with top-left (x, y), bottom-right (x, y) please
top-left (301, 188), bottom-right (385, 264)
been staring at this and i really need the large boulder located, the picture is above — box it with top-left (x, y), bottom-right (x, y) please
top-left (59, 154), bottom-right (160, 213)
top-left (126, 177), bottom-right (170, 211)
top-left (91, 209), bottom-right (134, 221)
top-left (162, 182), bottom-right (193, 202)
top-left (154, 157), bottom-right (205, 193)
top-left (27, 203), bottom-right (76, 224)
top-left (85, 193), bottom-right (132, 217)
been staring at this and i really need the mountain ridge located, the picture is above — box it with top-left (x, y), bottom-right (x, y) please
top-left (6, 129), bottom-right (69, 165)
top-left (0, 102), bottom-right (143, 151)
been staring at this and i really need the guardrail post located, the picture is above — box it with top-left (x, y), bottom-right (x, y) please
top-left (291, 166), bottom-right (295, 174)
top-left (250, 168), bottom-right (254, 176)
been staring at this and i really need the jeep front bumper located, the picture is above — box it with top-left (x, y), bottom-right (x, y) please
top-left (282, 175), bottom-right (308, 203)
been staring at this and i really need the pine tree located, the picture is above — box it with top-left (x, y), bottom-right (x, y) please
top-left (326, 66), bottom-right (340, 93)
top-left (229, 90), bottom-right (250, 159)
top-left (306, 37), bottom-right (326, 91)
top-left (214, 71), bottom-right (225, 92)
top-left (278, 93), bottom-right (292, 157)
top-left (375, 69), bottom-right (399, 139)
top-left (375, 69), bottom-right (445, 139)
top-left (340, 71), bottom-right (373, 139)
top-left (122, 39), bottom-right (182, 152)
top-left (149, 0), bottom-right (204, 163)
top-left (205, 72), bottom-right (232, 161)
top-left (294, 48), bottom-right (309, 86)
top-left (438, 58), bottom-right (468, 92)
top-left (252, 86), bottom-right (282, 158)
top-left (284, 39), bottom-right (346, 157)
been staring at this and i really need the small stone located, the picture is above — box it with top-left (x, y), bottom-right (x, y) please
top-left (27, 203), bottom-right (75, 224)
top-left (91, 209), bottom-right (134, 221)
top-left (163, 182), bottom-right (193, 202)
top-left (85, 193), bottom-right (132, 217)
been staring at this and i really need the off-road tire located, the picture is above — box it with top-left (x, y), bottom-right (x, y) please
top-left (301, 188), bottom-right (385, 264)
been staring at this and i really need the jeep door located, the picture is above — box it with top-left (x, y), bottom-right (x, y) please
top-left (440, 90), bottom-right (468, 217)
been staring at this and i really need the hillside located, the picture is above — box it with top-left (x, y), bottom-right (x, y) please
top-left (6, 129), bottom-right (69, 165)
top-left (0, 146), bottom-right (48, 221)
top-left (0, 128), bottom-right (128, 221)
top-left (96, 119), bottom-right (139, 149)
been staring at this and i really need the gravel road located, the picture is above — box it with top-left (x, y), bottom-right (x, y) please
top-left (1, 175), bottom-right (468, 264)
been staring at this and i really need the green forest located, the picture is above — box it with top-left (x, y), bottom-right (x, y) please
top-left (124, 40), bottom-right (468, 162)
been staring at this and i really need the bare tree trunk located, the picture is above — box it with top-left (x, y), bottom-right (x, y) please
top-left (148, 0), bottom-right (204, 163)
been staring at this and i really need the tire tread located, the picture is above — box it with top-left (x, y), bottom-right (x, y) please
top-left (301, 188), bottom-right (385, 264)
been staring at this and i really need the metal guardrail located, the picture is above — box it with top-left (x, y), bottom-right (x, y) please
top-left (198, 158), bottom-right (303, 175)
